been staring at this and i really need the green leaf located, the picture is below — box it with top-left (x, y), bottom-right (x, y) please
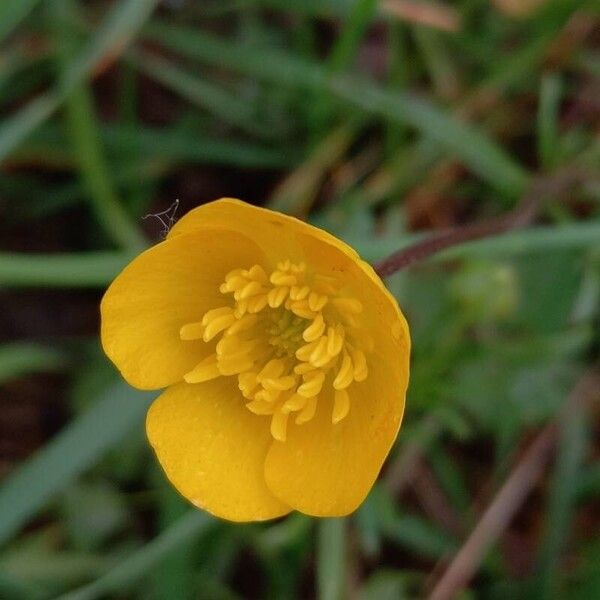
top-left (144, 22), bottom-right (529, 197)
top-left (0, 0), bottom-right (43, 45)
top-left (0, 0), bottom-right (160, 163)
top-left (0, 343), bottom-right (66, 385)
top-left (57, 511), bottom-right (214, 600)
top-left (0, 251), bottom-right (133, 288)
top-left (0, 382), bottom-right (153, 546)
top-left (54, 0), bottom-right (146, 251)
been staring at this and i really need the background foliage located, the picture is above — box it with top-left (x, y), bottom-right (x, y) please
top-left (0, 0), bottom-right (599, 598)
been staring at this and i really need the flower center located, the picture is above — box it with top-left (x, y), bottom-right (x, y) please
top-left (179, 260), bottom-right (369, 441)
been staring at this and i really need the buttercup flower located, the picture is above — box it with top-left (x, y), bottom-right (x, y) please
top-left (101, 199), bottom-right (410, 521)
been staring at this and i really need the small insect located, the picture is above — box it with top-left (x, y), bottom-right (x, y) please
top-left (142, 199), bottom-right (180, 238)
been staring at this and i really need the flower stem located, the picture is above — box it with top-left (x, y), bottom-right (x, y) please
top-left (373, 169), bottom-right (588, 278)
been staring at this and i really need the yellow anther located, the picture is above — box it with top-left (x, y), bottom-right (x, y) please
top-left (216, 336), bottom-right (256, 358)
top-left (308, 291), bottom-right (328, 312)
top-left (247, 294), bottom-right (268, 313)
top-left (218, 356), bottom-right (255, 376)
top-left (202, 306), bottom-right (233, 326)
top-left (290, 285), bottom-right (310, 300)
top-left (350, 347), bottom-right (368, 382)
top-left (296, 396), bottom-right (317, 424)
top-left (225, 268), bottom-right (245, 281)
top-left (180, 321), bottom-right (204, 340)
top-left (295, 339), bottom-right (320, 362)
top-left (238, 371), bottom-right (259, 398)
top-left (294, 362), bottom-right (316, 375)
top-left (288, 300), bottom-right (316, 320)
top-left (303, 313), bottom-right (326, 342)
top-left (297, 370), bottom-right (325, 398)
top-left (282, 394), bottom-right (307, 413)
top-left (291, 262), bottom-right (306, 273)
top-left (248, 264), bottom-right (268, 284)
top-left (326, 325), bottom-right (344, 356)
top-left (333, 352), bottom-right (354, 390)
top-left (261, 375), bottom-right (296, 391)
top-left (222, 275), bottom-right (246, 293)
top-left (255, 388), bottom-right (280, 403)
top-left (258, 359), bottom-right (285, 381)
top-left (271, 410), bottom-right (289, 442)
top-left (246, 399), bottom-right (276, 415)
top-left (268, 286), bottom-right (289, 308)
top-left (309, 336), bottom-right (329, 367)
top-left (234, 300), bottom-right (248, 318)
top-left (203, 313), bottom-right (237, 342)
top-left (238, 280), bottom-right (264, 300)
top-left (226, 314), bottom-right (257, 336)
top-left (332, 389), bottom-right (350, 424)
top-left (185, 260), bottom-right (370, 440)
top-left (270, 272), bottom-right (296, 286)
top-left (184, 354), bottom-right (220, 383)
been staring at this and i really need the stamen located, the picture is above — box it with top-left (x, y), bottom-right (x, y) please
top-left (179, 260), bottom-right (370, 440)
top-left (332, 389), bottom-right (350, 424)
top-left (271, 410), bottom-right (289, 441)
top-left (184, 354), bottom-right (220, 383)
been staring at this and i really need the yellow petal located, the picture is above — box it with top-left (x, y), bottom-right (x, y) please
top-left (264, 360), bottom-right (406, 517)
top-left (297, 229), bottom-right (410, 383)
top-left (168, 198), bottom-right (410, 374)
top-left (101, 230), bottom-right (265, 390)
top-left (167, 198), bottom-right (361, 265)
top-left (147, 380), bottom-right (290, 522)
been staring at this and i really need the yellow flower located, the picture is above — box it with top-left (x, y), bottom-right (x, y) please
top-left (101, 199), bottom-right (410, 521)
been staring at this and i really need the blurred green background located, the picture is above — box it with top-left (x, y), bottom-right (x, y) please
top-left (0, 0), bottom-right (599, 598)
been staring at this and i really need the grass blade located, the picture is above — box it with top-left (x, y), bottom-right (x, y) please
top-left (53, 0), bottom-right (146, 251)
top-left (537, 73), bottom-right (563, 170)
top-left (0, 0), bottom-right (43, 44)
top-left (346, 221), bottom-right (600, 263)
top-left (57, 511), bottom-right (213, 600)
top-left (0, 382), bottom-right (153, 546)
top-left (145, 22), bottom-right (529, 196)
top-left (0, 343), bottom-right (66, 385)
top-left (0, 0), bottom-right (160, 163)
top-left (317, 518), bottom-right (346, 600)
top-left (0, 251), bottom-right (133, 288)
top-left (536, 400), bottom-right (588, 596)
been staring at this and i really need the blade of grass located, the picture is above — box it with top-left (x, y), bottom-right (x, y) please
top-left (127, 49), bottom-right (263, 136)
top-left (329, 75), bottom-right (527, 196)
top-left (0, 0), bottom-right (43, 44)
top-left (537, 73), bottom-right (563, 170)
top-left (312, 0), bottom-right (376, 132)
top-left (269, 119), bottom-right (363, 216)
top-left (0, 343), bottom-right (67, 385)
top-left (345, 220), bottom-right (600, 264)
top-left (11, 123), bottom-right (295, 169)
top-left (536, 399), bottom-right (588, 596)
top-left (0, 251), bottom-right (133, 288)
top-left (145, 21), bottom-right (529, 196)
top-left (150, 472), bottom-right (195, 600)
top-left (317, 518), bottom-right (346, 600)
top-left (0, 0), bottom-right (160, 163)
top-left (0, 382), bottom-right (153, 546)
top-left (57, 511), bottom-right (214, 600)
top-left (327, 0), bottom-right (377, 73)
top-left (53, 0), bottom-right (146, 251)
top-left (2, 219), bottom-right (599, 289)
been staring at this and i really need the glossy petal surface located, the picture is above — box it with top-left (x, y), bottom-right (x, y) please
top-left (264, 358), bottom-right (405, 516)
top-left (101, 230), bottom-right (264, 389)
top-left (147, 380), bottom-right (291, 521)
